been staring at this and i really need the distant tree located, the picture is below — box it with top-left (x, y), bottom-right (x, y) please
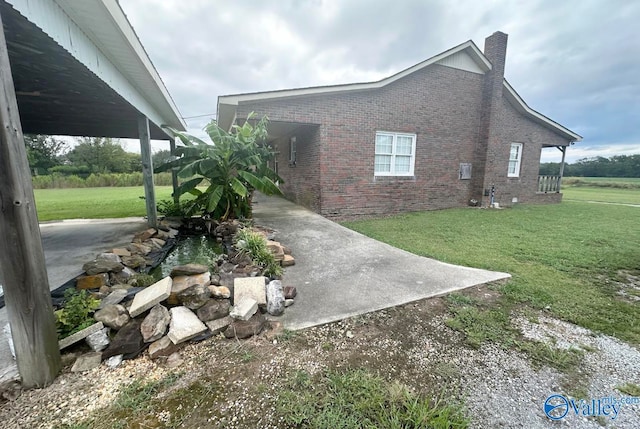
top-left (539, 155), bottom-right (640, 178)
top-left (24, 134), bottom-right (68, 175)
top-left (66, 137), bottom-right (137, 173)
top-left (152, 149), bottom-right (173, 168)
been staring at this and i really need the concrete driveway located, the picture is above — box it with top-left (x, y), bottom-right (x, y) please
top-left (253, 194), bottom-right (511, 330)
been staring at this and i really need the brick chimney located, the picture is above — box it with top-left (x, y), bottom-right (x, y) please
top-left (472, 31), bottom-right (509, 205)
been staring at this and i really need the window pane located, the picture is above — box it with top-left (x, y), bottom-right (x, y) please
top-left (508, 160), bottom-right (518, 175)
top-left (375, 155), bottom-right (392, 173)
top-left (375, 134), bottom-right (393, 154)
top-left (510, 144), bottom-right (521, 161)
top-left (396, 136), bottom-right (413, 155)
top-left (395, 155), bottom-right (411, 173)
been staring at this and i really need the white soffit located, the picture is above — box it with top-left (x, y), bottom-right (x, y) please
top-left (6, 0), bottom-right (185, 132)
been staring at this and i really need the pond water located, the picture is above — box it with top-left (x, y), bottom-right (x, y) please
top-left (150, 235), bottom-right (222, 279)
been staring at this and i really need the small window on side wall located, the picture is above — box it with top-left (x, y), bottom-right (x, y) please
top-left (459, 163), bottom-right (472, 180)
top-left (508, 143), bottom-right (523, 177)
top-left (289, 137), bottom-right (296, 166)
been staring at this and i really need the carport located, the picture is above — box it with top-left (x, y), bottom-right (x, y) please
top-left (0, 0), bottom-right (186, 387)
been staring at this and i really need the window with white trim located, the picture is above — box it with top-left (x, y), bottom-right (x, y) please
top-left (289, 136), bottom-right (296, 165)
top-left (374, 132), bottom-right (416, 176)
top-left (508, 143), bottom-right (523, 177)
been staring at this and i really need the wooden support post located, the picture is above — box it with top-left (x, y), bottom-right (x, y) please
top-left (138, 116), bottom-right (157, 227)
top-left (169, 138), bottom-right (179, 204)
top-left (0, 11), bottom-right (61, 388)
top-left (558, 146), bottom-right (567, 192)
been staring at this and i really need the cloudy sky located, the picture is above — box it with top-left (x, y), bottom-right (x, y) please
top-left (119, 0), bottom-right (640, 163)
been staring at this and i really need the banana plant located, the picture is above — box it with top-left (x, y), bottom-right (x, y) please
top-left (158, 114), bottom-right (283, 220)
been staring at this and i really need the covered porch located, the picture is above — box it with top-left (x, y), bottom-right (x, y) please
top-left (537, 143), bottom-right (572, 194)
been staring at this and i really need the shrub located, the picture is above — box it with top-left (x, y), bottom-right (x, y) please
top-left (55, 288), bottom-right (100, 339)
top-left (235, 227), bottom-right (283, 277)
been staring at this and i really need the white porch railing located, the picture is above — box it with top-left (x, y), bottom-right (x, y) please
top-left (538, 175), bottom-right (561, 193)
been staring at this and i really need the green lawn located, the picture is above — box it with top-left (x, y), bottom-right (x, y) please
top-left (561, 186), bottom-right (640, 205)
top-left (34, 186), bottom-right (176, 221)
top-left (343, 201), bottom-right (640, 345)
top-left (564, 176), bottom-right (640, 185)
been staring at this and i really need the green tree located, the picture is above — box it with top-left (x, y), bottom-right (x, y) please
top-left (66, 137), bottom-right (136, 173)
top-left (159, 115), bottom-right (282, 220)
top-left (24, 134), bottom-right (68, 175)
top-left (152, 149), bottom-right (173, 168)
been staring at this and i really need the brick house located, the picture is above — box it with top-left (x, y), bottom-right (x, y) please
top-left (217, 31), bottom-right (581, 219)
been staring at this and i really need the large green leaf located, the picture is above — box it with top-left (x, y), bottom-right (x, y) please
top-left (206, 185), bottom-right (224, 212)
top-left (174, 177), bottom-right (203, 196)
top-left (230, 177), bottom-right (248, 198)
top-left (238, 170), bottom-right (281, 195)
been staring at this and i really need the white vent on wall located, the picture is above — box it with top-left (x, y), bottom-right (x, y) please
top-left (459, 163), bottom-right (472, 180)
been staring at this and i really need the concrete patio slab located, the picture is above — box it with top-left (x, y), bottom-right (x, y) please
top-left (252, 194), bottom-right (511, 330)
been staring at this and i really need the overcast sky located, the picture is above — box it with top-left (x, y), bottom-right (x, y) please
top-left (118, 0), bottom-right (640, 163)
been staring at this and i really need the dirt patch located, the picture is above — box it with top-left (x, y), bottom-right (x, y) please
top-left (1, 285), bottom-right (639, 428)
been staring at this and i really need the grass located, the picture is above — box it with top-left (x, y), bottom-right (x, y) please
top-left (561, 177), bottom-right (640, 205)
top-left (277, 369), bottom-right (469, 429)
top-left (343, 201), bottom-right (640, 346)
top-left (616, 382), bottom-right (640, 397)
top-left (34, 186), bottom-right (177, 221)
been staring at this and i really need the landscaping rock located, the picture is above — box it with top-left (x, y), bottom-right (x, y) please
top-left (284, 286), bottom-right (297, 299)
top-left (282, 254), bottom-right (295, 267)
top-left (141, 304), bottom-right (170, 343)
top-left (59, 322), bottom-right (104, 350)
top-left (176, 283), bottom-right (211, 310)
top-left (218, 272), bottom-right (235, 288)
top-left (210, 274), bottom-right (221, 286)
top-left (96, 252), bottom-right (122, 263)
top-left (133, 228), bottom-right (156, 242)
top-left (169, 272), bottom-right (211, 304)
top-left (148, 336), bottom-right (179, 359)
top-left (266, 280), bottom-right (285, 316)
top-left (105, 354), bottom-right (123, 368)
top-left (99, 289), bottom-right (129, 309)
top-left (205, 316), bottom-right (233, 334)
top-left (94, 304), bottom-right (130, 330)
top-left (150, 238), bottom-right (166, 248)
top-left (71, 352), bottom-right (102, 372)
top-left (127, 243), bottom-right (152, 255)
top-left (170, 264), bottom-right (209, 277)
top-left (102, 320), bottom-right (146, 360)
top-left (76, 273), bottom-right (109, 290)
top-left (129, 276), bottom-right (172, 318)
top-left (85, 327), bottom-right (110, 352)
top-left (168, 306), bottom-right (208, 344)
top-left (234, 276), bottom-right (267, 305)
top-left (230, 297), bottom-right (258, 321)
top-left (111, 266), bottom-right (137, 283)
top-left (224, 312), bottom-right (266, 339)
top-left (166, 352), bottom-right (184, 368)
top-left (121, 254), bottom-right (147, 270)
top-left (266, 240), bottom-right (285, 261)
top-left (209, 285), bottom-right (231, 299)
top-left (285, 299), bottom-right (295, 307)
top-left (196, 299), bottom-right (230, 322)
top-left (111, 248), bottom-right (131, 257)
top-left (82, 259), bottom-right (124, 275)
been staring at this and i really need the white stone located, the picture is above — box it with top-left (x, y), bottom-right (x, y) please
top-left (230, 297), bottom-right (258, 321)
top-left (167, 306), bottom-right (208, 344)
top-left (205, 316), bottom-right (233, 334)
top-left (105, 354), bottom-right (123, 368)
top-left (129, 276), bottom-right (172, 317)
top-left (234, 276), bottom-right (267, 305)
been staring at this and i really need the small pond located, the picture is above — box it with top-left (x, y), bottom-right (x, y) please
top-left (150, 235), bottom-right (223, 279)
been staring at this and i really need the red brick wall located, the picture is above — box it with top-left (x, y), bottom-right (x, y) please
top-left (483, 97), bottom-right (570, 207)
top-left (238, 64), bottom-right (486, 218)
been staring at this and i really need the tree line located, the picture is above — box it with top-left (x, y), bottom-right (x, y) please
top-left (539, 155), bottom-right (640, 177)
top-left (25, 134), bottom-right (172, 176)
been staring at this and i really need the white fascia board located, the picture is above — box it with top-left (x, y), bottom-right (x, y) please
top-left (219, 41), bottom-right (492, 107)
top-left (7, 0), bottom-right (185, 134)
top-left (503, 80), bottom-right (582, 142)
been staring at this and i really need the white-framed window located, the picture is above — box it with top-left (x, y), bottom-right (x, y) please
top-left (374, 132), bottom-right (416, 176)
top-left (289, 136), bottom-right (297, 165)
top-left (508, 143), bottom-right (523, 177)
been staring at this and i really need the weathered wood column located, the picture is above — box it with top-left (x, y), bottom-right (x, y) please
top-left (138, 116), bottom-right (157, 227)
top-left (0, 11), bottom-right (61, 387)
top-left (169, 137), bottom-right (179, 204)
top-left (558, 146), bottom-right (567, 192)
